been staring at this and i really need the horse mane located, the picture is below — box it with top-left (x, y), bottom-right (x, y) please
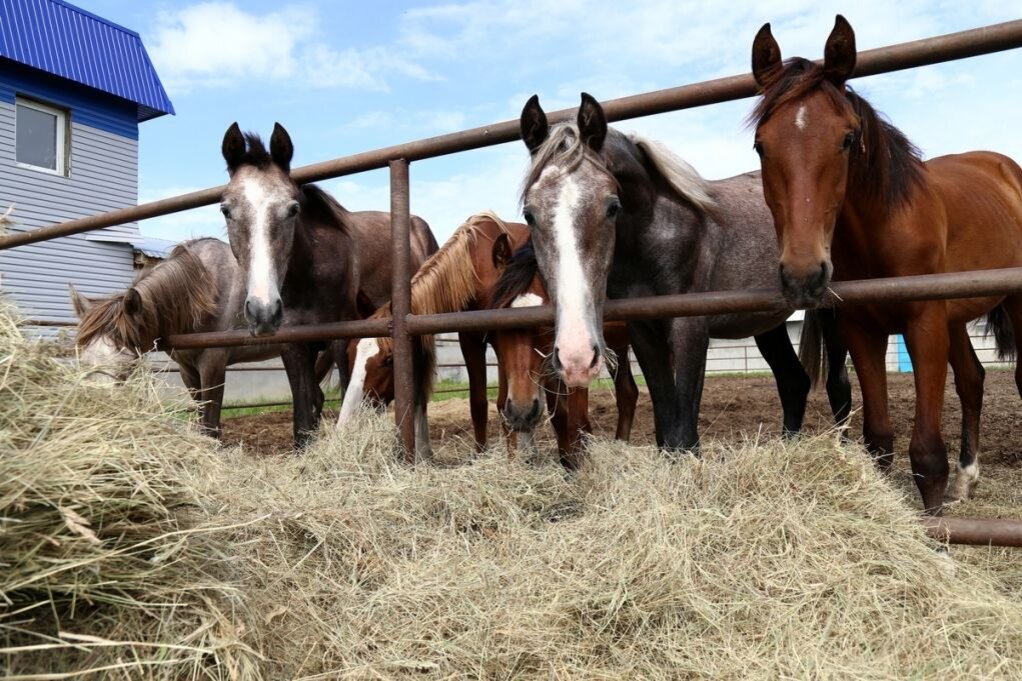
top-left (521, 122), bottom-right (717, 214)
top-left (300, 183), bottom-right (351, 234)
top-left (750, 57), bottom-right (924, 208)
top-left (75, 243), bottom-right (218, 352)
top-left (367, 211), bottom-right (511, 398)
top-left (491, 241), bottom-right (540, 310)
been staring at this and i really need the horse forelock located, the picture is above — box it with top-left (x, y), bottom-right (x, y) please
top-left (520, 122), bottom-right (617, 205)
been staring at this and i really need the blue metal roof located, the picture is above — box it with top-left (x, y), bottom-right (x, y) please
top-left (0, 0), bottom-right (174, 121)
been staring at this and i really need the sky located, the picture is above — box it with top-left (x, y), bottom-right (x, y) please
top-left (74, 0), bottom-right (1022, 246)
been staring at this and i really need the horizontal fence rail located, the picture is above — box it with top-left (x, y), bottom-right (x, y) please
top-left (2, 19), bottom-right (1022, 251)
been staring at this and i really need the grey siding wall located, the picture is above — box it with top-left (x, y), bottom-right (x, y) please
top-left (0, 98), bottom-right (140, 323)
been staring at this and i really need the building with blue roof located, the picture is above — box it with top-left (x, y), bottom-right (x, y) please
top-left (0, 0), bottom-right (174, 328)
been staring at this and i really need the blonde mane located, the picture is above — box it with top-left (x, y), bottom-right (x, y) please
top-left (369, 211), bottom-right (511, 398)
top-left (624, 132), bottom-right (716, 213)
top-left (75, 244), bottom-right (218, 352)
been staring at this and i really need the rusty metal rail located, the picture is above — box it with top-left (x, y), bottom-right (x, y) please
top-left (922, 517), bottom-right (1022, 548)
top-left (2, 19), bottom-right (1022, 251)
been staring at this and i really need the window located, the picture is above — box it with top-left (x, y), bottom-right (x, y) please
top-left (16, 97), bottom-right (68, 175)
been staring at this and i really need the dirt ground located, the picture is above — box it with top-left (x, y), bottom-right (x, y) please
top-left (223, 369), bottom-right (1021, 515)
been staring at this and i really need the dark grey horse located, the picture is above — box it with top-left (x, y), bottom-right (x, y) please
top-left (518, 93), bottom-right (851, 450)
top-left (220, 122), bottom-right (437, 447)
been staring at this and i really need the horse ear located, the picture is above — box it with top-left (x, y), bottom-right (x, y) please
top-left (577, 92), bottom-right (607, 152)
top-left (751, 22), bottom-right (782, 88)
top-left (123, 288), bottom-right (142, 317)
top-left (520, 94), bottom-right (549, 154)
top-left (823, 15), bottom-right (856, 85)
top-left (270, 122), bottom-right (294, 172)
top-left (492, 233), bottom-right (512, 269)
top-left (222, 122), bottom-right (246, 172)
top-left (68, 284), bottom-right (92, 317)
top-left (355, 290), bottom-right (377, 319)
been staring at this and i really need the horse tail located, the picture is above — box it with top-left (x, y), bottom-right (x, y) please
top-left (316, 346), bottom-right (336, 389)
top-left (985, 303), bottom-right (1017, 361)
top-left (798, 310), bottom-right (827, 389)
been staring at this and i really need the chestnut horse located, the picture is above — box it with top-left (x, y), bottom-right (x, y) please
top-left (219, 123), bottom-right (437, 447)
top-left (490, 240), bottom-right (638, 468)
top-left (750, 16), bottom-right (1022, 511)
top-left (517, 94), bottom-right (852, 453)
top-left (337, 213), bottom-right (529, 458)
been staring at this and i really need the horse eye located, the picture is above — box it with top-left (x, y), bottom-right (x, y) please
top-left (383, 355), bottom-right (393, 367)
top-left (286, 202), bottom-right (300, 218)
top-left (842, 132), bottom-right (855, 152)
top-left (220, 205), bottom-right (231, 219)
top-left (606, 198), bottom-right (621, 219)
top-left (523, 209), bottom-right (537, 227)
top-left (753, 141), bottom-right (764, 157)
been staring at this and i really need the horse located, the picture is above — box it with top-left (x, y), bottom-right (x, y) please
top-left (517, 93), bottom-right (851, 453)
top-left (70, 238), bottom-right (345, 437)
top-left (489, 240), bottom-right (639, 468)
top-left (749, 16), bottom-right (1022, 512)
top-left (336, 212), bottom-right (530, 459)
top-left (219, 122), bottom-right (437, 447)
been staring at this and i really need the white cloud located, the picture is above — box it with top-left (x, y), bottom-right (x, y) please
top-left (148, 2), bottom-right (435, 93)
top-left (344, 108), bottom-right (468, 135)
top-left (136, 185), bottom-right (226, 244)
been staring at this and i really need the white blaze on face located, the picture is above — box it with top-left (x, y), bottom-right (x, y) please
top-left (239, 174), bottom-right (282, 305)
top-left (78, 335), bottom-right (131, 383)
top-left (336, 337), bottom-right (380, 427)
top-left (794, 104), bottom-right (808, 131)
top-left (550, 173), bottom-right (600, 385)
top-left (511, 293), bottom-right (543, 308)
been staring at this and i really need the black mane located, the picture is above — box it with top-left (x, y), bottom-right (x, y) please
top-left (235, 132), bottom-right (273, 169)
top-left (300, 183), bottom-right (350, 233)
top-left (491, 241), bottom-right (540, 309)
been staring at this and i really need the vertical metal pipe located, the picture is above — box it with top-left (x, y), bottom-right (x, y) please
top-left (389, 159), bottom-right (416, 461)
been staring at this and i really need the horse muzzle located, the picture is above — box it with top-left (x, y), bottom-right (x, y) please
top-left (245, 296), bottom-right (283, 337)
top-left (779, 261), bottom-right (832, 309)
top-left (503, 397), bottom-right (543, 432)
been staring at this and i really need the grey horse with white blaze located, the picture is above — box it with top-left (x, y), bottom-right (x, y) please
top-left (518, 93), bottom-right (851, 451)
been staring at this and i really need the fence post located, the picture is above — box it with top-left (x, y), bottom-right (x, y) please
top-left (389, 159), bottom-right (416, 461)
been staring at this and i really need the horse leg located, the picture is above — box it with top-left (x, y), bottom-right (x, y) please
top-left (281, 343), bottom-right (320, 449)
top-left (754, 322), bottom-right (810, 437)
top-left (627, 319), bottom-right (676, 448)
top-left (558, 387), bottom-right (591, 470)
top-left (329, 339), bottom-right (350, 395)
top-left (947, 323), bottom-right (984, 501)
top-left (1001, 296), bottom-right (1022, 399)
top-left (414, 396), bottom-right (432, 461)
top-left (902, 304), bottom-right (951, 514)
top-left (196, 351), bottom-right (227, 439)
top-left (547, 380), bottom-right (570, 461)
top-left (843, 324), bottom-right (894, 471)
top-left (665, 319), bottom-right (710, 452)
top-left (460, 333), bottom-right (489, 452)
top-left (610, 343), bottom-right (638, 441)
top-left (816, 307), bottom-right (853, 428)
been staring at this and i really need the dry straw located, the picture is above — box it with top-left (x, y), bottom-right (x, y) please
top-left (3, 302), bottom-right (1022, 679)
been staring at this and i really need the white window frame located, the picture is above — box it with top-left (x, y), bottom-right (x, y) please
top-left (15, 96), bottom-right (68, 177)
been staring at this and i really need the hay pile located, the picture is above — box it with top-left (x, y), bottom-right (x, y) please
top-left (4, 303), bottom-right (1022, 680)
top-left (0, 306), bottom-right (259, 679)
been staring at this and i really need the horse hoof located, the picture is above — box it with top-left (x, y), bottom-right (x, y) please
top-left (947, 464), bottom-right (980, 502)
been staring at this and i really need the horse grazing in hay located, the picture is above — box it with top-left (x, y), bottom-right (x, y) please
top-left (71, 238), bottom-right (320, 437)
top-left (517, 94), bottom-right (851, 453)
top-left (220, 123), bottom-right (437, 447)
top-left (750, 16), bottom-right (1022, 512)
top-left (337, 213), bottom-right (529, 459)
top-left (490, 240), bottom-right (638, 468)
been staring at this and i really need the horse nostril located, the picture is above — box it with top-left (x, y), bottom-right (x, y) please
top-left (245, 299), bottom-right (255, 319)
top-left (529, 398), bottom-right (541, 420)
top-left (552, 347), bottom-right (563, 371)
top-left (588, 344), bottom-right (600, 369)
top-left (271, 299), bottom-right (283, 323)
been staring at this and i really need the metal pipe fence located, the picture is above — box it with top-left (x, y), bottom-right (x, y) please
top-left (5, 19), bottom-right (1022, 545)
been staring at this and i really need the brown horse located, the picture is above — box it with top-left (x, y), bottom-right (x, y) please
top-left (220, 123), bottom-right (437, 447)
top-left (490, 240), bottom-right (638, 468)
top-left (750, 16), bottom-right (1022, 512)
top-left (337, 212), bottom-right (530, 458)
top-left (70, 238), bottom-right (343, 437)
